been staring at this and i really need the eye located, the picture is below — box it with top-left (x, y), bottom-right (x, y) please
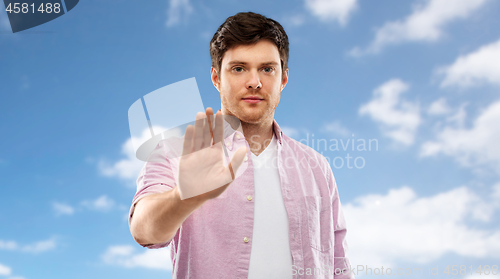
top-left (262, 67), bottom-right (274, 73)
top-left (233, 66), bottom-right (244, 72)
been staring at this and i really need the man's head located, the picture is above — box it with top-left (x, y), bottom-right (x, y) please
top-left (210, 12), bottom-right (289, 78)
top-left (210, 12), bottom-right (289, 125)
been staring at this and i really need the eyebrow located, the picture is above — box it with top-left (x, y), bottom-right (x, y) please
top-left (227, 61), bottom-right (279, 66)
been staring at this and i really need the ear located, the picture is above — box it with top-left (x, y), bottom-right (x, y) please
top-left (281, 68), bottom-right (289, 91)
top-left (211, 67), bottom-right (220, 92)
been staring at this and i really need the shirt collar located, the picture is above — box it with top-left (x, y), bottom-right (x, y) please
top-left (222, 117), bottom-right (284, 151)
top-left (272, 119), bottom-right (284, 145)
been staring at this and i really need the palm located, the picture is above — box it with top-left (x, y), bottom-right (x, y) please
top-left (177, 108), bottom-right (246, 200)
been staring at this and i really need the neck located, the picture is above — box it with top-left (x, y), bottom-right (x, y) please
top-left (241, 118), bottom-right (274, 156)
top-left (220, 106), bottom-right (275, 156)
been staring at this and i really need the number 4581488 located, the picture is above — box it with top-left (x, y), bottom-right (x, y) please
top-left (5, 3), bottom-right (61, 14)
top-left (443, 265), bottom-right (498, 276)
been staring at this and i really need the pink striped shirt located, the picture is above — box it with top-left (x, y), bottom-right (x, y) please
top-left (129, 119), bottom-right (354, 279)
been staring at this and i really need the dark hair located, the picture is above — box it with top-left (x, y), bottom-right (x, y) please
top-left (210, 12), bottom-right (289, 79)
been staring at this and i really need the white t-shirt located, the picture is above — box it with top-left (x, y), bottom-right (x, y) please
top-left (248, 134), bottom-right (293, 279)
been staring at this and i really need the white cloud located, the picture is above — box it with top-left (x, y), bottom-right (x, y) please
top-left (305, 0), bottom-right (357, 26)
top-left (322, 120), bottom-right (350, 136)
top-left (166, 0), bottom-right (193, 27)
top-left (0, 240), bottom-right (17, 250)
top-left (22, 238), bottom-right (56, 254)
top-left (359, 79), bottom-right (421, 145)
top-left (345, 185), bottom-right (500, 268)
top-left (99, 126), bottom-right (178, 185)
top-left (349, 0), bottom-right (489, 56)
top-left (438, 39), bottom-right (500, 88)
top-left (428, 97), bottom-right (451, 115)
top-left (0, 263), bottom-right (11, 276)
top-left (81, 195), bottom-right (115, 212)
top-left (445, 103), bottom-right (468, 127)
top-left (102, 245), bottom-right (172, 271)
top-left (53, 196), bottom-right (122, 216)
top-left (0, 238), bottom-right (56, 254)
top-left (52, 202), bottom-right (74, 216)
top-left (98, 132), bottom-right (147, 184)
top-left (283, 14), bottom-right (306, 27)
top-left (0, 264), bottom-right (23, 279)
top-left (280, 126), bottom-right (300, 139)
top-left (494, 183), bottom-right (500, 201)
top-left (421, 100), bottom-right (500, 173)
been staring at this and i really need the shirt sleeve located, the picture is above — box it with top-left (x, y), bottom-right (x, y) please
top-left (327, 165), bottom-right (355, 279)
top-left (128, 140), bottom-right (179, 249)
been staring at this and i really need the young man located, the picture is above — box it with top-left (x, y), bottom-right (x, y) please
top-left (129, 12), bottom-right (354, 278)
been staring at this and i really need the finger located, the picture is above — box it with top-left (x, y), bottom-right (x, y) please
top-left (228, 146), bottom-right (248, 181)
top-left (193, 112), bottom-right (205, 152)
top-left (213, 110), bottom-right (224, 145)
top-left (182, 125), bottom-right (194, 156)
top-left (206, 107), bottom-right (214, 145)
top-left (202, 113), bottom-right (211, 149)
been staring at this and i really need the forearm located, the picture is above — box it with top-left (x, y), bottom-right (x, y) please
top-left (130, 187), bottom-right (202, 246)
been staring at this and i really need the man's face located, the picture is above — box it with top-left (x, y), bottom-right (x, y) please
top-left (211, 39), bottom-right (288, 125)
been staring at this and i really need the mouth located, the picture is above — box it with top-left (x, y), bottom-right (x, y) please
top-left (241, 96), bottom-right (264, 104)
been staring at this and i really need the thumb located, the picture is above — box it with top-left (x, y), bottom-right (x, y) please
top-left (227, 146), bottom-right (248, 180)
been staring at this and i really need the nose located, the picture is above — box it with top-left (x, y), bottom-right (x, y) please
top-left (246, 70), bottom-right (262, 90)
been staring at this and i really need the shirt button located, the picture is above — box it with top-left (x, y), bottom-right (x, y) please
top-left (236, 134), bottom-right (241, 139)
top-left (244, 155), bottom-right (248, 161)
top-left (226, 141), bottom-right (231, 147)
top-left (247, 195), bottom-right (252, 201)
top-left (243, 237), bottom-right (249, 243)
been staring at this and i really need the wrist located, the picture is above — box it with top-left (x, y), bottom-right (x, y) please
top-left (174, 186), bottom-right (206, 210)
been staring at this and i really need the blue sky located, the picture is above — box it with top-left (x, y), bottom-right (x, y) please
top-left (1, 0), bottom-right (500, 278)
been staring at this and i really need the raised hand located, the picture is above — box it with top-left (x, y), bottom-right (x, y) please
top-left (177, 107), bottom-right (247, 202)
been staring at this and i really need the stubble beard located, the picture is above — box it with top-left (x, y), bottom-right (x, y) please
top-left (222, 97), bottom-right (274, 126)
